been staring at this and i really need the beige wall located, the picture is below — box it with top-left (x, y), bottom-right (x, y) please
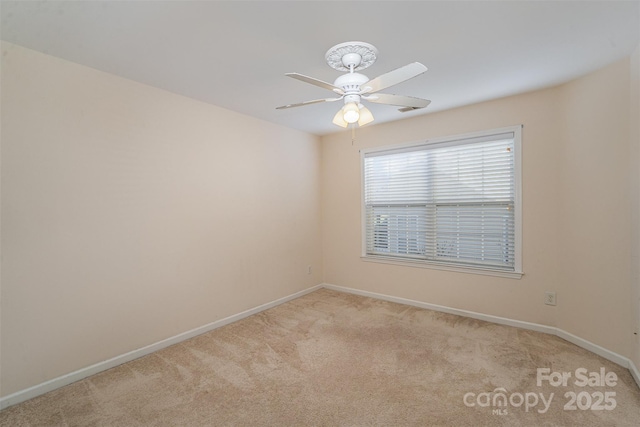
top-left (557, 58), bottom-right (632, 357)
top-left (0, 42), bottom-right (323, 396)
top-left (322, 58), bottom-right (633, 358)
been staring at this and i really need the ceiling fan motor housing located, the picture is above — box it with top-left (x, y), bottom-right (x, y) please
top-left (334, 73), bottom-right (369, 94)
top-left (343, 94), bottom-right (361, 105)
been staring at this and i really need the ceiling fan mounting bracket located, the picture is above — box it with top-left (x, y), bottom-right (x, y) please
top-left (325, 41), bottom-right (378, 72)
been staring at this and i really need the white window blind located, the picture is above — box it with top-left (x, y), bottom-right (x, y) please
top-left (363, 128), bottom-right (521, 272)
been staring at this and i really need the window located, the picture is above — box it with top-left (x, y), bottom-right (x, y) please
top-left (361, 126), bottom-right (522, 277)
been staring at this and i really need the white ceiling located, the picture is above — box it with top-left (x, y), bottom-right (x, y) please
top-left (1, 1), bottom-right (639, 136)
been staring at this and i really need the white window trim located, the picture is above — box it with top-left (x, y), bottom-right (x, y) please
top-left (360, 125), bottom-right (523, 279)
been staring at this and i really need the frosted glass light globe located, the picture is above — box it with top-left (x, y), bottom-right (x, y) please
top-left (343, 103), bottom-right (360, 123)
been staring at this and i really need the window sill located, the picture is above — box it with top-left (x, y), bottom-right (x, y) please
top-left (361, 255), bottom-right (523, 279)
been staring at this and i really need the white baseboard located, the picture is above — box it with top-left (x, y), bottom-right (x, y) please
top-left (630, 358), bottom-right (640, 387)
top-left (553, 328), bottom-right (630, 368)
top-left (322, 283), bottom-right (557, 335)
top-left (2, 282), bottom-right (638, 410)
top-left (0, 284), bottom-right (323, 410)
top-left (322, 283), bottom-right (640, 390)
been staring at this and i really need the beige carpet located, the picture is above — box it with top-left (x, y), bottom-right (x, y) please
top-left (1, 288), bottom-right (639, 426)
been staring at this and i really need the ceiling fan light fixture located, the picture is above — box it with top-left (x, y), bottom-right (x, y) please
top-left (357, 105), bottom-right (374, 126)
top-left (343, 102), bottom-right (360, 124)
top-left (332, 109), bottom-right (349, 128)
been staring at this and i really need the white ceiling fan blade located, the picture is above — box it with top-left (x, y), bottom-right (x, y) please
top-left (276, 97), bottom-right (342, 110)
top-left (286, 73), bottom-right (344, 95)
top-left (365, 93), bottom-right (431, 109)
top-left (360, 62), bottom-right (427, 94)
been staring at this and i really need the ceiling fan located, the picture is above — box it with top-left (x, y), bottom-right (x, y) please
top-left (276, 41), bottom-right (430, 128)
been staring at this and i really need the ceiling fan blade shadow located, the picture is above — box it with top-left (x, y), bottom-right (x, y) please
top-left (398, 106), bottom-right (428, 113)
top-left (286, 73), bottom-right (344, 94)
top-left (360, 62), bottom-right (427, 94)
top-left (276, 97), bottom-right (343, 109)
top-left (365, 93), bottom-right (431, 109)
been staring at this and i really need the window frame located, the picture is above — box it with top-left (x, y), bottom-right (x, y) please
top-left (360, 125), bottom-right (523, 279)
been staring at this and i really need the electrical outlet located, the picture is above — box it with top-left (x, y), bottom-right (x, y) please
top-left (544, 291), bottom-right (557, 306)
top-left (307, 265), bottom-right (312, 275)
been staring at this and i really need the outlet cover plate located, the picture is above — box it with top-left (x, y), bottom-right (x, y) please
top-left (545, 291), bottom-right (557, 306)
